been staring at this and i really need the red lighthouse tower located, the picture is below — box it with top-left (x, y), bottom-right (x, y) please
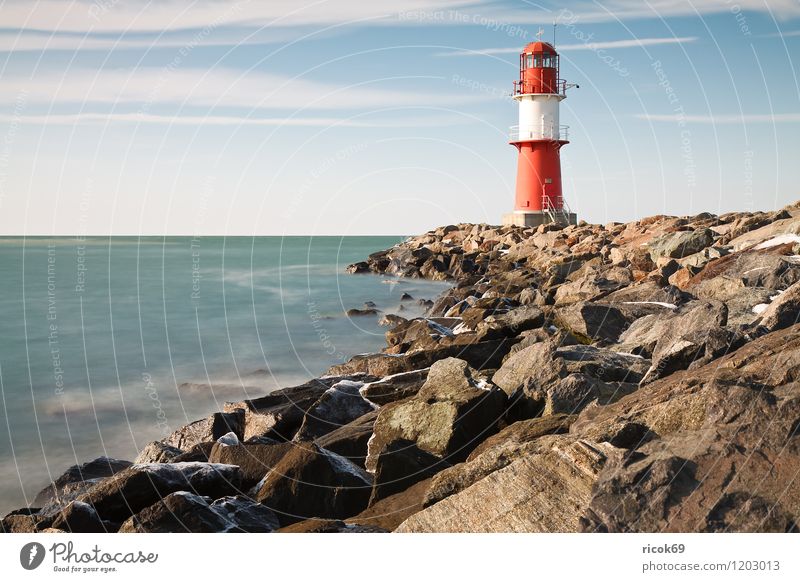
top-left (503, 39), bottom-right (577, 227)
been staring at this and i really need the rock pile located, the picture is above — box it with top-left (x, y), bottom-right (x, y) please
top-left (5, 203), bottom-right (800, 533)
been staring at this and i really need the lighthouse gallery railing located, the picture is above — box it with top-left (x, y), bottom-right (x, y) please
top-left (509, 124), bottom-right (569, 142)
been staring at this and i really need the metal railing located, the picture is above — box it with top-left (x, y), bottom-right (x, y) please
top-left (542, 194), bottom-right (574, 225)
top-left (509, 124), bottom-right (569, 142)
top-left (513, 79), bottom-right (567, 96)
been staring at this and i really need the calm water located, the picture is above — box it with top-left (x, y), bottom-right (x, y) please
top-left (0, 236), bottom-right (450, 514)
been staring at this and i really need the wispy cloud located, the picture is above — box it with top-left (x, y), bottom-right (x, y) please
top-left (636, 113), bottom-right (800, 124)
top-left (0, 67), bottom-right (490, 111)
top-left (438, 36), bottom-right (697, 56)
top-left (0, 111), bottom-right (471, 128)
top-left (0, 0), bottom-right (477, 33)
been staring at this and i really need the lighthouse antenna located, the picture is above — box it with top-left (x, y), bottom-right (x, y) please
top-left (553, 22), bottom-right (557, 46)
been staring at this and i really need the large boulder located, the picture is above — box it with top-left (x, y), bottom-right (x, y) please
top-left (553, 265), bottom-right (634, 306)
top-left (134, 441), bottom-right (183, 464)
top-left (617, 300), bottom-right (729, 371)
top-left (576, 324), bottom-right (800, 532)
top-left (492, 342), bottom-right (648, 417)
top-left (348, 478), bottom-right (433, 531)
top-left (422, 415), bottom-right (575, 508)
top-left (164, 410), bottom-right (245, 451)
top-left (119, 492), bottom-right (280, 533)
top-left (33, 456), bottom-right (132, 513)
top-left (224, 375), bottom-right (374, 441)
top-left (648, 228), bottom-right (715, 260)
top-left (555, 302), bottom-right (632, 343)
top-left (75, 462), bottom-right (243, 523)
top-left (49, 500), bottom-right (116, 533)
top-left (365, 358), bottom-right (507, 501)
top-left (396, 438), bottom-right (617, 532)
top-left (255, 443), bottom-right (372, 526)
top-left (294, 380), bottom-right (375, 441)
top-left (359, 369), bottom-right (429, 406)
top-left (366, 358), bottom-right (507, 468)
top-left (208, 441), bottom-right (294, 488)
top-left (329, 338), bottom-right (519, 377)
top-left (685, 246), bottom-right (800, 291)
top-left (315, 411), bottom-right (377, 469)
top-left (368, 440), bottom-right (450, 504)
top-left (758, 280), bottom-right (800, 331)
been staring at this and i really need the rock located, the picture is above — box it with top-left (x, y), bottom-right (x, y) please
top-left (400, 292), bottom-right (414, 301)
top-left (172, 442), bottom-right (215, 463)
top-left (224, 376), bottom-right (374, 441)
top-left (209, 496), bottom-right (281, 532)
top-left (543, 374), bottom-right (605, 415)
top-left (366, 358), bottom-right (508, 472)
top-left (385, 318), bottom-right (457, 348)
top-left (553, 265), bottom-right (633, 305)
top-left (346, 308), bottom-right (380, 317)
top-left (346, 261), bottom-right (370, 274)
top-left (134, 441), bottom-right (183, 464)
top-left (492, 341), bottom-right (561, 397)
top-left (359, 368), bottom-right (430, 406)
top-left (555, 302), bottom-right (632, 343)
top-left (368, 440), bottom-right (450, 504)
top-left (328, 338), bottom-right (519, 376)
top-left (574, 325), bottom-right (800, 532)
top-left (119, 492), bottom-right (233, 533)
top-left (294, 380), bottom-right (375, 441)
top-left (255, 443), bottom-right (372, 526)
top-left (315, 411), bottom-right (377, 469)
top-left (348, 477), bottom-right (433, 531)
top-left (648, 228), bottom-right (715, 260)
top-left (759, 280), bottom-right (800, 331)
top-left (474, 305), bottom-right (545, 340)
top-left (396, 438), bottom-right (617, 532)
top-left (76, 462), bottom-right (243, 523)
top-left (208, 441), bottom-right (294, 488)
top-left (278, 518), bottom-right (387, 533)
top-left (164, 410), bottom-right (245, 451)
top-left (378, 313), bottom-right (408, 327)
top-left (618, 300), bottom-right (728, 361)
top-left (119, 492), bottom-right (280, 533)
top-left (467, 414), bottom-right (574, 460)
top-left (687, 246), bottom-right (800, 291)
top-left (1, 511), bottom-right (40, 533)
top-left (33, 457), bottom-right (132, 512)
top-left (493, 342), bottom-right (649, 418)
top-left (423, 415), bottom-right (575, 508)
top-left (50, 500), bottom-right (115, 533)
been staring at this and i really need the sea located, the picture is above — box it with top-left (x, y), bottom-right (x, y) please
top-left (0, 236), bottom-right (450, 515)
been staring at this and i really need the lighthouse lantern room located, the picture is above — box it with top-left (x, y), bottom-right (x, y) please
top-left (503, 38), bottom-right (577, 227)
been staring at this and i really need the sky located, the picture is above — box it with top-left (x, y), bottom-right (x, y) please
top-left (0, 0), bottom-right (798, 236)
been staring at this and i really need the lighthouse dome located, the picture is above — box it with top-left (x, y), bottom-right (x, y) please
top-left (522, 41), bottom-right (557, 55)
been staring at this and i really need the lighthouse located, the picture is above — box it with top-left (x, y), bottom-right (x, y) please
top-left (503, 38), bottom-right (577, 227)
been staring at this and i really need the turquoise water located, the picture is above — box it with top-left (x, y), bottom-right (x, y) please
top-left (0, 236), bottom-right (450, 514)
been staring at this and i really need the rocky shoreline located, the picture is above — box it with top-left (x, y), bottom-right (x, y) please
top-left (4, 203), bottom-right (800, 533)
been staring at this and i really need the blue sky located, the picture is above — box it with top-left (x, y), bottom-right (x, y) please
top-left (0, 0), bottom-right (798, 235)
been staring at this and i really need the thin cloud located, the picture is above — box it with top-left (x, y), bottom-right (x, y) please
top-left (0, 67), bottom-right (491, 111)
top-left (636, 113), bottom-right (800, 124)
top-left (438, 36), bottom-right (697, 56)
top-left (0, 112), bottom-right (472, 128)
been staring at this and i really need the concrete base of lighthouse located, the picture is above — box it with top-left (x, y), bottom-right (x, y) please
top-left (502, 211), bottom-right (577, 228)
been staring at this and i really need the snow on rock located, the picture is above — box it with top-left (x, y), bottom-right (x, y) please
top-left (753, 304), bottom-right (769, 315)
top-left (753, 234), bottom-right (800, 250)
top-left (216, 432), bottom-right (240, 446)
